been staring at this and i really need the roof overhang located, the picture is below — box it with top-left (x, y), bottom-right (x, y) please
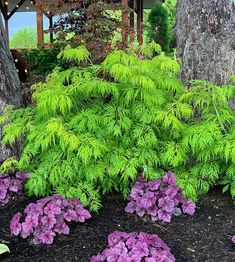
top-left (2, 0), bottom-right (156, 13)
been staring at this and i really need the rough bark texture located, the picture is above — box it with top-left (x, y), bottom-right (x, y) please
top-left (0, 16), bottom-right (21, 162)
top-left (175, 0), bottom-right (235, 85)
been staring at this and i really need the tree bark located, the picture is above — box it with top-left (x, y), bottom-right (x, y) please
top-left (0, 16), bottom-right (21, 162)
top-left (175, 0), bottom-right (235, 85)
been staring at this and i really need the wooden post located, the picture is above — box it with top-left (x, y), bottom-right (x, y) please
top-left (36, 5), bottom-right (44, 46)
top-left (121, 0), bottom-right (128, 44)
top-left (130, 0), bottom-right (135, 42)
top-left (137, 0), bottom-right (143, 44)
top-left (49, 15), bottom-right (53, 43)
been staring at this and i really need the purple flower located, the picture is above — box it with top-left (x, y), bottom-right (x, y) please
top-left (104, 247), bottom-right (120, 262)
top-left (21, 214), bottom-right (39, 236)
top-left (76, 207), bottom-right (91, 222)
top-left (41, 215), bottom-right (56, 229)
top-left (44, 203), bottom-right (61, 215)
top-left (231, 235), bottom-right (235, 244)
top-left (148, 180), bottom-right (161, 191)
top-left (172, 207), bottom-right (182, 216)
top-left (15, 172), bottom-right (30, 181)
top-left (126, 236), bottom-right (137, 249)
top-left (162, 171), bottom-right (176, 186)
top-left (136, 207), bottom-right (145, 217)
top-left (54, 222), bottom-right (70, 235)
top-left (132, 241), bottom-right (149, 257)
top-left (9, 179), bottom-right (22, 192)
top-left (125, 201), bottom-right (137, 214)
top-left (147, 205), bottom-right (158, 217)
top-left (158, 196), bottom-right (175, 212)
top-left (91, 231), bottom-right (175, 262)
top-left (10, 212), bottom-right (22, 236)
top-left (39, 230), bottom-right (56, 244)
top-left (130, 187), bottom-right (143, 200)
top-left (129, 255), bottom-right (141, 262)
top-left (145, 257), bottom-right (157, 262)
top-left (182, 201), bottom-right (196, 215)
top-left (64, 210), bottom-right (78, 222)
top-left (0, 187), bottom-right (7, 200)
top-left (140, 192), bottom-right (156, 209)
top-left (158, 209), bottom-right (172, 222)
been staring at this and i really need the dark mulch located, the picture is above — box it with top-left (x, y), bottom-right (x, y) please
top-left (0, 187), bottom-right (235, 262)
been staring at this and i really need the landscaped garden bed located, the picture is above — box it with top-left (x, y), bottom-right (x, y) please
top-left (0, 187), bottom-right (234, 262)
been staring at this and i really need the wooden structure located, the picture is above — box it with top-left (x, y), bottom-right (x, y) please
top-left (0, 0), bottom-right (155, 46)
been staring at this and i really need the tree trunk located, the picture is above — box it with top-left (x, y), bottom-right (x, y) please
top-left (0, 16), bottom-right (21, 162)
top-left (175, 0), bottom-right (235, 85)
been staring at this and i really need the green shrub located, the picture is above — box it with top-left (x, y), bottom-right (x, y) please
top-left (10, 27), bottom-right (50, 49)
top-left (147, 3), bottom-right (171, 53)
top-left (21, 45), bottom-right (67, 77)
top-left (1, 44), bottom-right (235, 210)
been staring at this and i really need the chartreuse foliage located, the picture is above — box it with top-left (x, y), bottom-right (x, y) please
top-left (1, 44), bottom-right (235, 210)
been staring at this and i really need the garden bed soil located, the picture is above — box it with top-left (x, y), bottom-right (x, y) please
top-left (0, 187), bottom-right (235, 262)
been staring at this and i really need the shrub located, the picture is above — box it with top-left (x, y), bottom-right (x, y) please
top-left (125, 171), bottom-right (196, 222)
top-left (1, 44), bottom-right (235, 210)
top-left (0, 172), bottom-right (29, 205)
top-left (90, 231), bottom-right (175, 262)
top-left (21, 45), bottom-right (67, 77)
top-left (147, 3), bottom-right (171, 53)
top-left (10, 195), bottom-right (91, 244)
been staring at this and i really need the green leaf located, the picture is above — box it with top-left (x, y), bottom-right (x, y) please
top-left (0, 244), bottom-right (10, 255)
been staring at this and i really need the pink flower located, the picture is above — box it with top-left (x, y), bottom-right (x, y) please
top-left (148, 180), bottom-right (161, 191)
top-left (162, 171), bottom-right (176, 186)
top-left (140, 192), bottom-right (156, 209)
top-left (130, 187), bottom-right (144, 200)
top-left (126, 237), bottom-right (137, 249)
top-left (10, 212), bottom-right (22, 236)
top-left (145, 257), bottom-right (157, 262)
top-left (158, 196), bottom-right (175, 213)
top-left (158, 208), bottom-right (172, 222)
top-left (182, 201), bottom-right (196, 216)
top-left (125, 202), bottom-right (137, 214)
top-left (231, 235), bottom-right (235, 244)
top-left (9, 179), bottom-right (22, 192)
top-left (41, 215), bottom-right (56, 229)
top-left (132, 241), bottom-right (149, 257)
top-left (64, 210), bottom-right (78, 222)
top-left (44, 203), bottom-right (61, 215)
top-left (39, 230), bottom-right (56, 244)
top-left (76, 207), bottom-right (91, 222)
top-left (54, 222), bottom-right (70, 235)
top-left (15, 172), bottom-right (29, 181)
top-left (0, 188), bottom-right (7, 200)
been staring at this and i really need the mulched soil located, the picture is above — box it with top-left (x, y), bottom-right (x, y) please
top-left (0, 187), bottom-right (235, 262)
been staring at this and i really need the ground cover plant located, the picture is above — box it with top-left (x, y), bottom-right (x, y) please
top-left (90, 231), bottom-right (175, 262)
top-left (125, 171), bottom-right (196, 222)
top-left (1, 43), bottom-right (235, 211)
top-left (10, 195), bottom-right (91, 245)
top-left (0, 172), bottom-right (29, 205)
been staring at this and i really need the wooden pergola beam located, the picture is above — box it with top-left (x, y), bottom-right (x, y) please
top-left (137, 0), bottom-right (143, 44)
top-left (129, 0), bottom-right (134, 42)
top-left (0, 0), bottom-right (7, 19)
top-left (8, 0), bottom-right (27, 20)
top-left (36, 5), bottom-right (44, 46)
top-left (121, 0), bottom-right (129, 44)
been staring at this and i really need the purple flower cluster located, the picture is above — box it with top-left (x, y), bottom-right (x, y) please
top-left (0, 172), bottom-right (29, 205)
top-left (125, 171), bottom-right (196, 222)
top-left (232, 236), bottom-right (235, 244)
top-left (90, 231), bottom-right (175, 262)
top-left (10, 195), bottom-right (91, 244)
